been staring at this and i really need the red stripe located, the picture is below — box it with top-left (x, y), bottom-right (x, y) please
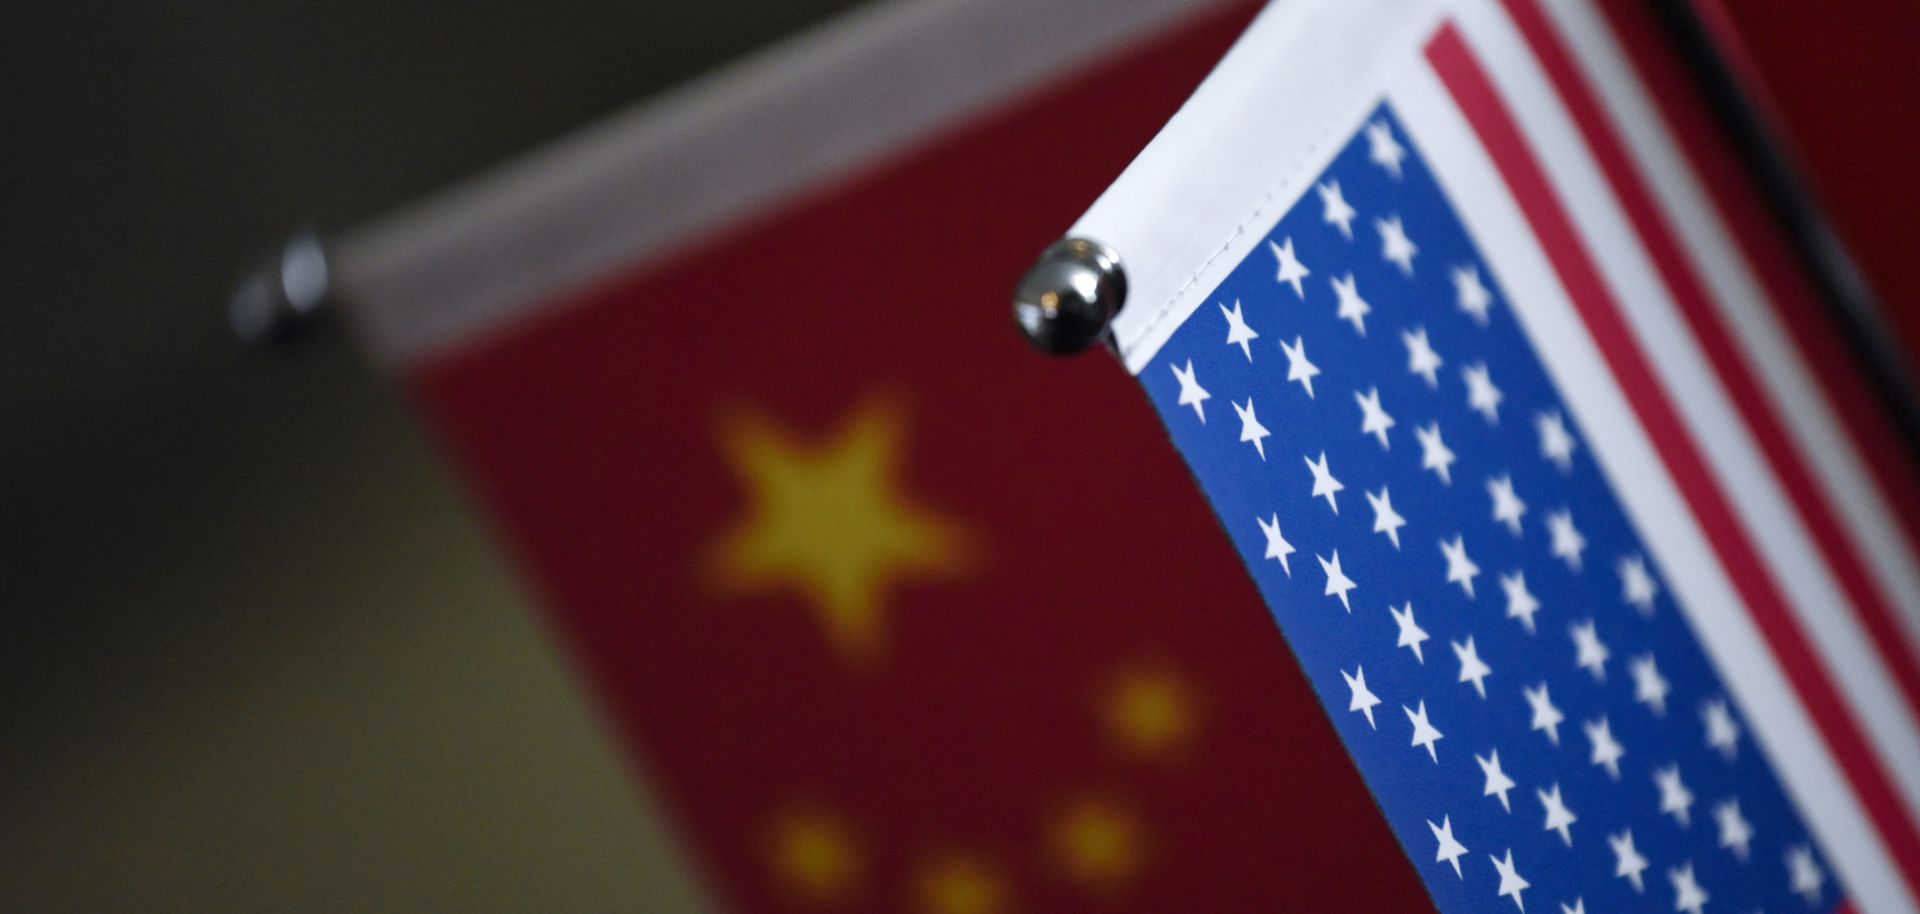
top-left (1498, 0), bottom-right (1920, 791)
top-left (1426, 21), bottom-right (1920, 895)
top-left (1594, 0), bottom-right (1920, 725)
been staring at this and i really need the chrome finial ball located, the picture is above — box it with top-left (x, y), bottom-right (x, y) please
top-left (1012, 237), bottom-right (1127, 356)
top-left (230, 229), bottom-right (331, 346)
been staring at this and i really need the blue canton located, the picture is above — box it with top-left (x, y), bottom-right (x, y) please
top-left (1140, 103), bottom-right (1838, 914)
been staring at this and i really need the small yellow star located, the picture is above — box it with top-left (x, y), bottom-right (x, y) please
top-left (1103, 663), bottom-right (1198, 761)
top-left (766, 807), bottom-right (863, 905)
top-left (911, 851), bottom-right (1010, 914)
top-left (707, 396), bottom-right (969, 665)
top-left (1047, 796), bottom-right (1146, 893)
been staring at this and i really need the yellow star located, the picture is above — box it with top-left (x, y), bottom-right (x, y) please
top-left (1047, 796), bottom-right (1146, 893)
top-left (1103, 663), bottom-right (1199, 761)
top-left (707, 396), bottom-right (969, 665)
top-left (911, 852), bottom-right (1010, 914)
top-left (767, 807), bottom-right (862, 905)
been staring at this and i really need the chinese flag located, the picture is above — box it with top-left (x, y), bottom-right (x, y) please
top-left (399, 4), bottom-right (1426, 910)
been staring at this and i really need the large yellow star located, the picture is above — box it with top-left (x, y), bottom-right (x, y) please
top-left (707, 396), bottom-right (969, 665)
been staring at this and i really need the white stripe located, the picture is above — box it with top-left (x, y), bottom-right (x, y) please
top-left (1453, 0), bottom-right (1920, 848)
top-left (1077, 0), bottom-right (1446, 373)
top-left (1391, 48), bottom-right (1916, 914)
top-left (333, 0), bottom-right (1244, 367)
top-left (1541, 0), bottom-right (1920, 706)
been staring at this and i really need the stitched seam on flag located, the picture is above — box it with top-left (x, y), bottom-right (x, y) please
top-left (1122, 56), bottom-right (1421, 359)
top-left (1124, 125), bottom-right (1336, 352)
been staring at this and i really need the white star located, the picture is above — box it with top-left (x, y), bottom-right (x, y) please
top-left (1441, 534), bottom-right (1481, 598)
top-left (1367, 119), bottom-right (1406, 178)
top-left (1220, 299), bottom-right (1259, 361)
top-left (1170, 359), bottom-right (1209, 423)
top-left (1560, 901), bottom-right (1585, 914)
top-left (1490, 849), bottom-right (1530, 912)
top-left (1378, 214), bottom-right (1419, 276)
top-left (1585, 716), bottom-right (1625, 780)
top-left (1403, 326), bottom-right (1444, 388)
top-left (1477, 748), bottom-right (1517, 812)
top-left (1429, 815), bottom-right (1469, 878)
top-left (1619, 554), bottom-right (1658, 615)
top-left (1526, 682), bottom-right (1564, 746)
top-left (1280, 335), bottom-right (1321, 398)
top-left (1305, 451), bottom-right (1345, 514)
top-left (1269, 237), bottom-right (1311, 299)
top-left (1570, 619), bottom-right (1610, 682)
top-left (1655, 764), bottom-right (1695, 828)
top-left (1392, 601), bottom-right (1430, 663)
top-left (1610, 829), bottom-right (1649, 893)
top-left (1669, 863), bottom-right (1709, 914)
top-left (1464, 362), bottom-right (1504, 424)
top-left (1257, 513), bottom-right (1295, 578)
top-left (1318, 179), bottom-right (1357, 239)
top-left (1502, 571), bottom-right (1542, 634)
top-left (1454, 636), bottom-right (1493, 698)
top-left (1547, 509), bottom-right (1586, 571)
top-left (1232, 398), bottom-right (1270, 461)
top-left (1714, 799), bottom-right (1754, 861)
top-left (1368, 486), bottom-right (1407, 550)
top-left (1538, 783), bottom-right (1579, 847)
top-left (1537, 410), bottom-right (1578, 473)
top-left (1343, 665), bottom-right (1382, 729)
top-left (1331, 272), bottom-right (1371, 335)
top-left (1785, 844), bottom-right (1825, 907)
top-left (1702, 699), bottom-right (1742, 761)
top-left (1454, 263), bottom-right (1495, 325)
top-left (1488, 474), bottom-right (1527, 536)
top-left (1417, 422), bottom-right (1457, 486)
top-left (1405, 700), bottom-right (1444, 763)
top-left (1630, 653), bottom-right (1670, 716)
top-left (1319, 550), bottom-right (1357, 612)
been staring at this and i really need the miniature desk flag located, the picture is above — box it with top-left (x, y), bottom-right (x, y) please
top-left (327, 0), bottom-right (1438, 910)
top-left (1069, 1), bottom-right (1920, 912)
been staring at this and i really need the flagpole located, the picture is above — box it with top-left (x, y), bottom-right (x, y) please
top-left (1650, 0), bottom-right (1920, 461)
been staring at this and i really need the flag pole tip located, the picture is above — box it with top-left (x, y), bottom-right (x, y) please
top-left (1013, 237), bottom-right (1126, 356)
top-left (230, 228), bottom-right (332, 347)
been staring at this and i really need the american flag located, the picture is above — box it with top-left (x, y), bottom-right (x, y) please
top-left (1108, 1), bottom-right (1920, 912)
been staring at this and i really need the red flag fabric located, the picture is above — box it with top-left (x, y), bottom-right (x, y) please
top-left (393, 4), bottom-right (1427, 911)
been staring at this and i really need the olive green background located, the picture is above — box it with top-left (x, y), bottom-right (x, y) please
top-left (2, 2), bottom-right (864, 909)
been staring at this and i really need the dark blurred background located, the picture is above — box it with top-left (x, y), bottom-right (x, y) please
top-left (0, 3), bottom-right (877, 909)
